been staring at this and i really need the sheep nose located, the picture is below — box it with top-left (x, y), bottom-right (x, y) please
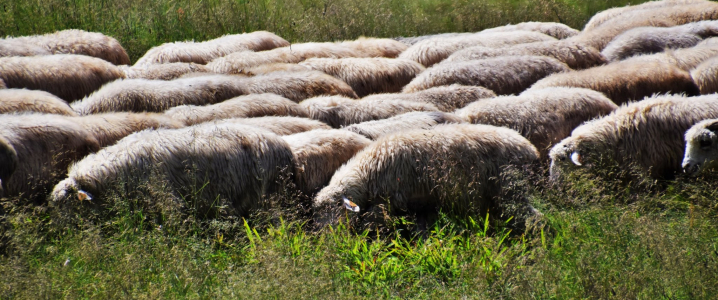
top-left (682, 162), bottom-right (700, 176)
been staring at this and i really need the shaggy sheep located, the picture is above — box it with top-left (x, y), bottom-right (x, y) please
top-left (455, 87), bottom-right (618, 156)
top-left (70, 75), bottom-right (248, 114)
top-left (529, 59), bottom-right (700, 105)
top-left (73, 112), bottom-right (185, 147)
top-left (0, 39), bottom-right (50, 57)
top-left (313, 124), bottom-right (540, 225)
top-left (134, 31), bottom-right (289, 66)
top-left (244, 70), bottom-right (359, 101)
top-left (240, 63), bottom-right (312, 76)
top-left (681, 118), bottom-right (718, 175)
top-left (207, 42), bottom-right (363, 74)
top-left (698, 37), bottom-right (718, 46)
top-left (549, 94), bottom-right (718, 180)
top-left (11, 29), bottom-right (130, 65)
top-left (218, 116), bottom-right (331, 135)
top-left (338, 37), bottom-right (409, 58)
top-left (0, 54), bottom-right (125, 102)
top-left (444, 40), bottom-right (607, 70)
top-left (342, 111), bottom-right (464, 140)
top-left (398, 30), bottom-right (556, 67)
top-left (691, 57), bottom-right (718, 94)
top-left (282, 129), bottom-right (372, 195)
top-left (362, 84), bottom-right (496, 112)
top-left (583, 0), bottom-right (708, 31)
top-left (299, 58), bottom-right (425, 97)
top-left (481, 22), bottom-right (580, 40)
top-left (624, 45), bottom-right (718, 70)
top-left (300, 96), bottom-right (440, 128)
top-left (601, 21), bottom-right (718, 61)
top-left (51, 123), bottom-right (295, 217)
top-left (164, 93), bottom-right (309, 126)
top-left (393, 33), bottom-right (470, 46)
top-left (0, 89), bottom-right (77, 116)
top-left (120, 62), bottom-right (211, 80)
top-left (403, 56), bottom-right (569, 95)
top-left (0, 114), bottom-right (100, 202)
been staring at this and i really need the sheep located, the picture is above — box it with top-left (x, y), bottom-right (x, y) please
top-left (164, 93), bottom-right (309, 126)
top-left (444, 40), bottom-right (607, 70)
top-left (549, 94), bottom-right (718, 180)
top-left (282, 129), bottom-right (372, 195)
top-left (218, 116), bottom-right (331, 135)
top-left (11, 29), bottom-right (131, 65)
top-left (0, 39), bottom-right (50, 57)
top-left (393, 33), bottom-right (470, 46)
top-left (362, 84), bottom-right (496, 112)
top-left (681, 118), bottom-right (718, 175)
top-left (70, 75), bottom-right (248, 115)
top-left (342, 111), bottom-right (464, 140)
top-left (73, 112), bottom-right (185, 147)
top-left (0, 89), bottom-right (77, 116)
top-left (51, 123), bottom-right (295, 217)
top-left (529, 59), bottom-right (700, 105)
top-left (134, 31), bottom-right (290, 66)
top-left (691, 57), bottom-right (718, 94)
top-left (455, 87), bottom-right (618, 157)
top-left (120, 62), bottom-right (211, 80)
top-left (569, 2), bottom-right (718, 51)
top-left (398, 31), bottom-right (556, 67)
top-left (624, 45), bottom-right (718, 70)
top-left (313, 124), bottom-right (540, 226)
top-left (583, 0), bottom-right (709, 31)
top-left (601, 21), bottom-right (718, 61)
top-left (207, 42), bottom-right (363, 74)
top-left (698, 37), bottom-right (718, 46)
top-left (0, 114), bottom-right (100, 202)
top-left (338, 37), bottom-right (409, 58)
top-left (0, 54), bottom-right (125, 102)
top-left (244, 70), bottom-right (359, 101)
top-left (299, 58), bottom-right (426, 97)
top-left (403, 56), bottom-right (569, 95)
top-left (240, 63), bottom-right (312, 76)
top-left (300, 96), bottom-right (440, 128)
top-left (481, 22), bottom-right (580, 40)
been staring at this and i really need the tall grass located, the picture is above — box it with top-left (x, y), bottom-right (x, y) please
top-left (2, 0), bottom-right (645, 62)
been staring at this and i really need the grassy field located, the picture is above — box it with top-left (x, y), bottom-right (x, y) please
top-left (2, 0), bottom-right (718, 298)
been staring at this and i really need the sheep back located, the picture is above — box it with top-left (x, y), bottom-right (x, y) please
top-left (0, 89), bottom-right (77, 116)
top-left (300, 96), bottom-right (440, 128)
top-left (342, 111), bottom-right (464, 140)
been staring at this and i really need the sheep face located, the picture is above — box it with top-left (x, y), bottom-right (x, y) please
top-left (682, 121), bottom-right (718, 176)
top-left (548, 137), bottom-right (590, 181)
top-left (312, 171), bottom-right (368, 226)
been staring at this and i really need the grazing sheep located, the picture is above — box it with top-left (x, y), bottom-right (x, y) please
top-left (529, 59), bottom-right (700, 105)
top-left (0, 39), bottom-right (50, 57)
top-left (404, 56), bottom-right (569, 95)
top-left (0, 54), bottom-right (125, 102)
top-left (601, 21), bottom-right (718, 61)
top-left (11, 29), bottom-right (131, 65)
top-left (0, 114), bottom-right (100, 202)
top-left (691, 57), bottom-right (718, 94)
top-left (481, 22), bottom-right (580, 40)
top-left (398, 31), bottom-right (556, 67)
top-left (343, 111), bottom-right (464, 140)
top-left (245, 70), bottom-right (359, 101)
top-left (583, 0), bottom-right (708, 31)
top-left (313, 124), bottom-right (540, 225)
top-left (681, 118), bottom-right (718, 175)
top-left (73, 112), bottom-right (184, 147)
top-left (300, 96), bottom-right (440, 128)
top-left (455, 87), bottom-right (618, 156)
top-left (120, 62), bottom-right (211, 80)
top-left (134, 31), bottom-right (289, 66)
top-left (549, 94), bottom-right (718, 180)
top-left (240, 63), bottom-right (312, 76)
top-left (218, 116), bottom-right (331, 135)
top-left (51, 123), bottom-right (295, 217)
top-left (282, 129), bottom-right (372, 195)
top-left (0, 89), bottom-right (77, 116)
top-left (362, 84), bottom-right (496, 112)
top-left (207, 42), bottom-right (363, 74)
top-left (339, 37), bottom-right (409, 58)
top-left (70, 75), bottom-right (248, 114)
top-left (164, 93), bottom-right (309, 126)
top-left (299, 58), bottom-right (425, 97)
top-left (444, 40), bottom-right (607, 70)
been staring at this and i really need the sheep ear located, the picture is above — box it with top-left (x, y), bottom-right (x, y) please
top-left (342, 196), bottom-right (360, 213)
top-left (570, 151), bottom-right (583, 166)
top-left (77, 190), bottom-right (92, 201)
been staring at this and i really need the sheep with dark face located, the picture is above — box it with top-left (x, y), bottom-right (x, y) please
top-left (342, 111), bottom-right (464, 140)
top-left (9, 29), bottom-right (130, 65)
top-left (362, 84), bottom-right (496, 112)
top-left (549, 94), bottom-right (718, 180)
top-left (0, 89), bottom-right (77, 116)
top-left (601, 21), bottom-right (718, 61)
top-left (300, 96), bottom-right (440, 128)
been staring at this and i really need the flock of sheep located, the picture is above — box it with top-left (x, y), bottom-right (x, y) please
top-left (3, 0), bottom-right (718, 225)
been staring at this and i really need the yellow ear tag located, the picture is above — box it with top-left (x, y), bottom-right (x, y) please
top-left (77, 190), bottom-right (92, 201)
top-left (342, 196), bottom-right (360, 213)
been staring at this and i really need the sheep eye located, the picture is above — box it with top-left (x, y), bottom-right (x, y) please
top-left (700, 139), bottom-right (712, 149)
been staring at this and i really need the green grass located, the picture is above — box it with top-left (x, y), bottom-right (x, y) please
top-left (2, 0), bottom-right (648, 63)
